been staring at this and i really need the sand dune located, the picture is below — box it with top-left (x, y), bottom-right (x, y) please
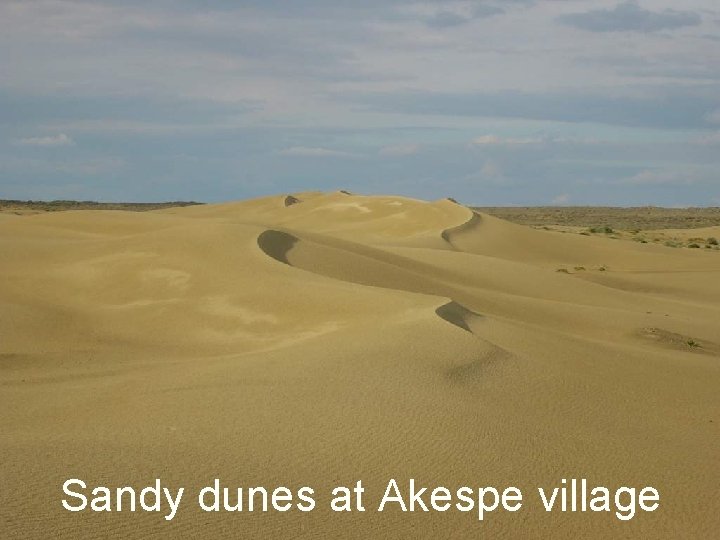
top-left (1, 192), bottom-right (719, 538)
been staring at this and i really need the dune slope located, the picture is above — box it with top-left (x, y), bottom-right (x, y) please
top-left (1, 192), bottom-right (719, 539)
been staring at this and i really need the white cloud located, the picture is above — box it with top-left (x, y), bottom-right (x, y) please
top-left (624, 169), bottom-right (695, 185)
top-left (279, 146), bottom-right (358, 158)
top-left (707, 110), bottom-right (720, 125)
top-left (693, 131), bottom-right (720, 145)
top-left (558, 2), bottom-right (701, 33)
top-left (479, 160), bottom-right (502, 179)
top-left (378, 143), bottom-right (419, 156)
top-left (16, 133), bottom-right (74, 147)
top-left (470, 134), bottom-right (604, 147)
top-left (39, 119), bottom-right (227, 135)
top-left (460, 159), bottom-right (512, 187)
top-left (551, 193), bottom-right (571, 205)
top-left (471, 134), bottom-right (543, 146)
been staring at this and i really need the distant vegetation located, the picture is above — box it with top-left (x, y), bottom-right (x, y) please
top-left (0, 200), bottom-right (203, 213)
top-left (588, 226), bottom-right (614, 234)
top-left (475, 206), bottom-right (720, 230)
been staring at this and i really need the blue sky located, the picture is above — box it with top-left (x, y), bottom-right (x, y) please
top-left (1, 0), bottom-right (719, 205)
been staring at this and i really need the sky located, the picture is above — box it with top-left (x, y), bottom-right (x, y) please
top-left (1, 0), bottom-right (720, 206)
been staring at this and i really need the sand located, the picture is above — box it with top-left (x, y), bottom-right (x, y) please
top-left (1, 191), bottom-right (718, 538)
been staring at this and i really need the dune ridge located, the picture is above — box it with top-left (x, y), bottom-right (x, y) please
top-left (1, 191), bottom-right (719, 539)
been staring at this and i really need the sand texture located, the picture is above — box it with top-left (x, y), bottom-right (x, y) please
top-left (1, 192), bottom-right (719, 538)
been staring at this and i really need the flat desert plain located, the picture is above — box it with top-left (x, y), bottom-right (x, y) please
top-left (1, 192), bottom-right (719, 538)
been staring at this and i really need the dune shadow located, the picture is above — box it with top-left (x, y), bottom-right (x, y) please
top-left (257, 229), bottom-right (299, 265)
top-left (435, 300), bottom-right (481, 333)
top-left (441, 210), bottom-right (482, 249)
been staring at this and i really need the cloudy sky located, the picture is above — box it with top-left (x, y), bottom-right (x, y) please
top-left (2, 0), bottom-right (719, 205)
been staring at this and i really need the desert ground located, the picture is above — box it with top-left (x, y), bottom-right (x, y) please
top-left (474, 205), bottom-right (720, 230)
top-left (1, 192), bottom-right (719, 538)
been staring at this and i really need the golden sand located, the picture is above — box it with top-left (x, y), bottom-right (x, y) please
top-left (1, 192), bottom-right (718, 538)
